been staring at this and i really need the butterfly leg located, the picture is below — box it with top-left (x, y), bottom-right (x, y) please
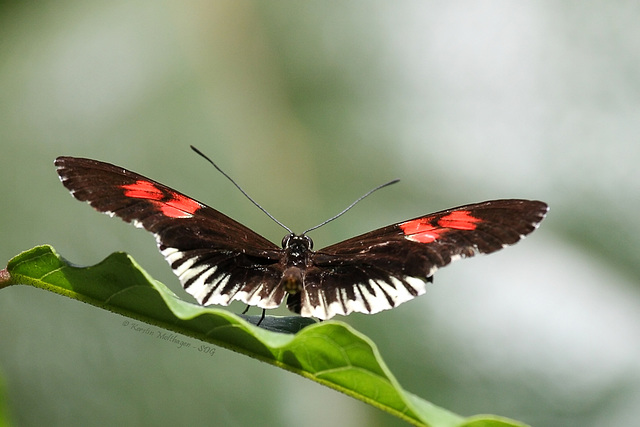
top-left (256, 309), bottom-right (266, 326)
top-left (241, 305), bottom-right (251, 315)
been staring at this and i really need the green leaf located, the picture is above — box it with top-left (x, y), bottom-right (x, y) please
top-left (2, 245), bottom-right (529, 427)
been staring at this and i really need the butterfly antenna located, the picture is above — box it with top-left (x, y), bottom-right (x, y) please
top-left (302, 178), bottom-right (400, 235)
top-left (190, 145), bottom-right (293, 233)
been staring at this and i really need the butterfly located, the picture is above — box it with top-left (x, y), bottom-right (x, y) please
top-left (55, 150), bottom-right (548, 323)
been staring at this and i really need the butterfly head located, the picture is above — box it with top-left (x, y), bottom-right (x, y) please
top-left (281, 233), bottom-right (313, 252)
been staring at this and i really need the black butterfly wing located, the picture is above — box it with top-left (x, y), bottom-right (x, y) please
top-left (299, 200), bottom-right (548, 319)
top-left (55, 156), bottom-right (288, 309)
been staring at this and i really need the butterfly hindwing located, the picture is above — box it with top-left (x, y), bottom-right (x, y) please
top-left (54, 156), bottom-right (287, 310)
top-left (298, 200), bottom-right (548, 319)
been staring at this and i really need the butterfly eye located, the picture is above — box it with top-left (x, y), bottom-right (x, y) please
top-left (304, 235), bottom-right (313, 250)
top-left (281, 233), bottom-right (294, 248)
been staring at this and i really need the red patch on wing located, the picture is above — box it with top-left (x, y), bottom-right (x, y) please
top-left (158, 193), bottom-right (201, 218)
top-left (438, 211), bottom-right (480, 230)
top-left (399, 218), bottom-right (440, 243)
top-left (121, 180), bottom-right (163, 201)
top-left (399, 210), bottom-right (481, 243)
top-left (121, 180), bottom-right (201, 218)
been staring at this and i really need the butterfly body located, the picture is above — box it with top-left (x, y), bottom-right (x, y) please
top-left (55, 156), bottom-right (548, 320)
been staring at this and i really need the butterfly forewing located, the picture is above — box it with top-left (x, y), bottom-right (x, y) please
top-left (299, 200), bottom-right (548, 319)
top-left (55, 156), bottom-right (287, 310)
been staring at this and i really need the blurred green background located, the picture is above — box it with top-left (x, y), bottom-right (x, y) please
top-left (1, 2), bottom-right (639, 426)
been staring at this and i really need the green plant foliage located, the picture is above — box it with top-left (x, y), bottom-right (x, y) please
top-left (2, 245), bottom-right (529, 427)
